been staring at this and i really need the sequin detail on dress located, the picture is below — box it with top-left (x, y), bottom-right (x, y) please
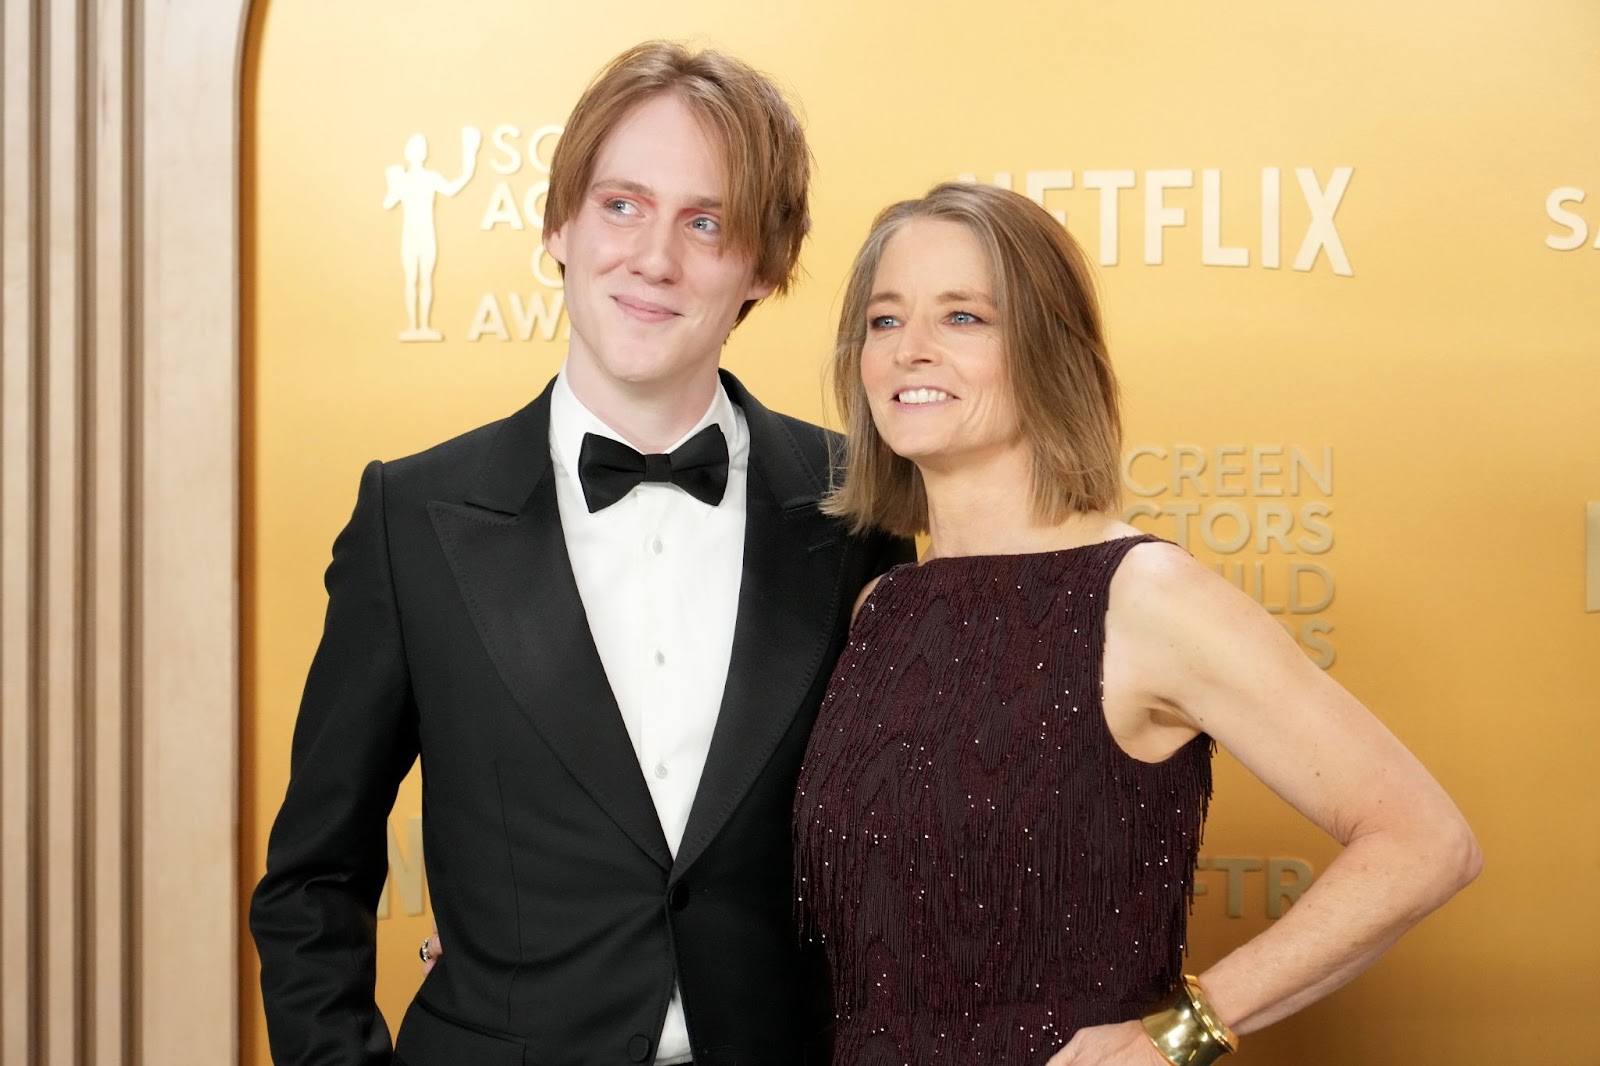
top-left (794, 536), bottom-right (1212, 1065)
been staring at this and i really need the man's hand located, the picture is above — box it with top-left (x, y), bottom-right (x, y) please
top-left (1045, 1020), bottom-right (1170, 1066)
top-left (420, 931), bottom-right (443, 976)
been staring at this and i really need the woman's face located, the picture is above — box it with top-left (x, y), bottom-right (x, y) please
top-left (859, 218), bottom-right (1022, 474)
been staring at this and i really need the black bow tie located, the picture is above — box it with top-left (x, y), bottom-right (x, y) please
top-left (577, 425), bottom-right (730, 513)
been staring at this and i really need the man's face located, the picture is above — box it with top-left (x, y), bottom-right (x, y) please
top-left (547, 93), bottom-right (773, 405)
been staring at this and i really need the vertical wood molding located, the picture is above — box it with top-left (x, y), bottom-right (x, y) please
top-left (1, 0), bottom-right (41, 1061)
top-left (0, 0), bottom-right (247, 1062)
top-left (43, 0), bottom-right (87, 1060)
top-left (88, 0), bottom-right (131, 1058)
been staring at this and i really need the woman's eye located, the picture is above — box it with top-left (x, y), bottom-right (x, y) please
top-left (868, 315), bottom-right (900, 330)
top-left (949, 311), bottom-right (982, 325)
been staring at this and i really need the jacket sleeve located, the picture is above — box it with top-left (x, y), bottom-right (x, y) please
top-left (250, 459), bottom-right (420, 1066)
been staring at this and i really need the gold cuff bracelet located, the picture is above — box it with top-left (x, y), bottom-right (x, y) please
top-left (1141, 974), bottom-right (1238, 1066)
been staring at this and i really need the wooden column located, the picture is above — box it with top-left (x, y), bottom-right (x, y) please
top-left (0, 0), bottom-right (247, 1062)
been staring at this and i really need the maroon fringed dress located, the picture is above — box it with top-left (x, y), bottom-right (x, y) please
top-left (794, 536), bottom-right (1212, 1065)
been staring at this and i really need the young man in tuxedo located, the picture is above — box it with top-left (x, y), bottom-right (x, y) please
top-left (250, 41), bottom-right (912, 1066)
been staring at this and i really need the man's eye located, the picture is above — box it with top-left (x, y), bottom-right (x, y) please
top-left (868, 315), bottom-right (900, 330)
top-left (605, 198), bottom-right (636, 215)
top-left (689, 216), bottom-right (720, 233)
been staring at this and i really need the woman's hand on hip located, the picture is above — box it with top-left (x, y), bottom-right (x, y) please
top-left (1045, 1020), bottom-right (1170, 1066)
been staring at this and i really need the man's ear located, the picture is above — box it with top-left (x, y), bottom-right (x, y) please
top-left (744, 275), bottom-right (776, 302)
top-left (546, 225), bottom-right (568, 265)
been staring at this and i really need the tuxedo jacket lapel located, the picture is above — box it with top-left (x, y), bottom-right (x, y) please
top-left (428, 382), bottom-right (673, 871)
top-left (426, 373), bottom-right (847, 880)
top-left (671, 373), bottom-right (846, 879)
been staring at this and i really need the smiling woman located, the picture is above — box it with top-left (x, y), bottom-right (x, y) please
top-left (827, 183), bottom-right (1122, 540)
top-left (860, 226), bottom-right (1011, 473)
top-left (796, 182), bottom-right (1481, 1066)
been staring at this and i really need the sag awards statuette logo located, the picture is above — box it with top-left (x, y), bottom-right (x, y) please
top-left (382, 123), bottom-right (568, 344)
top-left (961, 167), bottom-right (1355, 275)
top-left (384, 127), bottom-right (484, 342)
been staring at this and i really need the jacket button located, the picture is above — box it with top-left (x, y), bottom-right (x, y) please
top-left (669, 882), bottom-right (690, 911)
top-left (628, 1034), bottom-right (652, 1062)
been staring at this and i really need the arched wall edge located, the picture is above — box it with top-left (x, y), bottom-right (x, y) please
top-left (137, 0), bottom-right (250, 1061)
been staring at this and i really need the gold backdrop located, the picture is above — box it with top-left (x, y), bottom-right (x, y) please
top-left (243, 1), bottom-right (1600, 1062)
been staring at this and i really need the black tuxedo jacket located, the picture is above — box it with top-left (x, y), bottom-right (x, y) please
top-left (250, 372), bottom-right (914, 1066)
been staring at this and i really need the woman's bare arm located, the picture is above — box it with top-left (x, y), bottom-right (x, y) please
top-left (1104, 542), bottom-right (1481, 1034)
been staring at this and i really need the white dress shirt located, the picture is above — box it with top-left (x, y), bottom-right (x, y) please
top-left (548, 367), bottom-right (747, 1065)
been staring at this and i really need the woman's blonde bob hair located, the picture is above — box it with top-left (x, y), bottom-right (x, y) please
top-left (825, 182), bottom-right (1122, 538)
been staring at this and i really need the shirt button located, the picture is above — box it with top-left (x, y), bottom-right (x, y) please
top-left (654, 763), bottom-right (669, 779)
top-left (651, 536), bottom-right (663, 555)
top-left (654, 650), bottom-right (666, 666)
